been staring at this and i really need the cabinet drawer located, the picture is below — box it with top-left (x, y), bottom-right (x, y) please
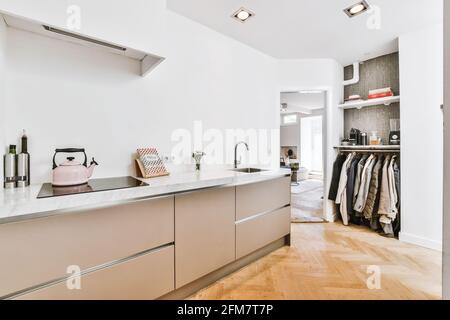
top-left (15, 245), bottom-right (174, 300)
top-left (236, 206), bottom-right (291, 259)
top-left (175, 187), bottom-right (235, 288)
top-left (0, 195), bottom-right (174, 297)
top-left (236, 176), bottom-right (290, 221)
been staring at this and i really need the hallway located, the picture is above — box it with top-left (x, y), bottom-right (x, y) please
top-left (291, 179), bottom-right (325, 222)
top-left (190, 223), bottom-right (442, 300)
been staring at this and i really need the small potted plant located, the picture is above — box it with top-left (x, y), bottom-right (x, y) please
top-left (192, 151), bottom-right (206, 171)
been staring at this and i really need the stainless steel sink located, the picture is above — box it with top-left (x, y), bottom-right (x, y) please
top-left (232, 168), bottom-right (267, 173)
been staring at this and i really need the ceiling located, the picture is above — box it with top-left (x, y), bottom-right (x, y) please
top-left (281, 92), bottom-right (325, 114)
top-left (167, 0), bottom-right (443, 66)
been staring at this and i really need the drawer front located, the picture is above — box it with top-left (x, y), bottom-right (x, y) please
top-left (236, 176), bottom-right (291, 221)
top-left (236, 206), bottom-right (291, 259)
top-left (0, 196), bottom-right (174, 297)
top-left (15, 245), bottom-right (174, 300)
top-left (175, 187), bottom-right (235, 288)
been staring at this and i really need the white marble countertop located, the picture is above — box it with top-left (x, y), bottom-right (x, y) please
top-left (0, 167), bottom-right (290, 224)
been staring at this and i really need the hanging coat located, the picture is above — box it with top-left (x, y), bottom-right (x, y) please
top-left (377, 156), bottom-right (392, 216)
top-left (362, 156), bottom-right (384, 220)
top-left (352, 154), bottom-right (369, 212)
top-left (370, 156), bottom-right (384, 230)
top-left (392, 158), bottom-right (401, 235)
top-left (335, 153), bottom-right (355, 205)
top-left (328, 154), bottom-right (347, 201)
top-left (354, 154), bottom-right (376, 213)
top-left (346, 155), bottom-right (361, 218)
top-left (338, 153), bottom-right (358, 225)
top-left (387, 155), bottom-right (399, 219)
top-left (379, 155), bottom-right (400, 236)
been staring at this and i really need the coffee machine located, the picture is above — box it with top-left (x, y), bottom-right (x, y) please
top-left (349, 128), bottom-right (361, 145)
top-left (389, 119), bottom-right (400, 145)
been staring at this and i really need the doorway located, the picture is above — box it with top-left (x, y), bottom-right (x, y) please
top-left (280, 91), bottom-right (326, 223)
top-left (300, 115), bottom-right (323, 177)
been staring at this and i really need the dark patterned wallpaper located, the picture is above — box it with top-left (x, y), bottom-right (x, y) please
top-left (343, 52), bottom-right (400, 144)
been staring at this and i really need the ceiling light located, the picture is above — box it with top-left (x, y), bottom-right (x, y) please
top-left (350, 4), bottom-right (365, 14)
top-left (344, 1), bottom-right (370, 18)
top-left (237, 11), bottom-right (250, 20)
top-left (232, 7), bottom-right (254, 23)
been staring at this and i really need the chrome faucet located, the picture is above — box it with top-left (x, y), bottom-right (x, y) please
top-left (234, 141), bottom-right (249, 169)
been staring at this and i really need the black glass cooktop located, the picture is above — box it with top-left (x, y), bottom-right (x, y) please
top-left (37, 176), bottom-right (148, 199)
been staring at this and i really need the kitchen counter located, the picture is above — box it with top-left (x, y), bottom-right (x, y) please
top-left (0, 167), bottom-right (290, 224)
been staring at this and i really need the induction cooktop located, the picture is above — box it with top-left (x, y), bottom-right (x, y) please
top-left (37, 176), bottom-right (148, 199)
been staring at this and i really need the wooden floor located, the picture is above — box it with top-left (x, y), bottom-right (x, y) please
top-left (189, 223), bottom-right (442, 300)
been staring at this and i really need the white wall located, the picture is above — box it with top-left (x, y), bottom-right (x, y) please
top-left (277, 59), bottom-right (344, 221)
top-left (0, 2), bottom-right (348, 225)
top-left (443, 0), bottom-right (450, 299)
top-left (399, 24), bottom-right (444, 251)
top-left (0, 0), bottom-right (279, 183)
top-left (0, 16), bottom-right (6, 183)
top-left (280, 121), bottom-right (300, 150)
top-left (281, 92), bottom-right (325, 110)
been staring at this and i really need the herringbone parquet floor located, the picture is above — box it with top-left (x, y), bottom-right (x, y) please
top-left (189, 223), bottom-right (442, 300)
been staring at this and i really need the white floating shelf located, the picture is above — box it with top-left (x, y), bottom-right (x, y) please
top-left (280, 109), bottom-right (312, 115)
top-left (0, 10), bottom-right (165, 77)
top-left (339, 96), bottom-right (400, 110)
top-left (334, 145), bottom-right (400, 150)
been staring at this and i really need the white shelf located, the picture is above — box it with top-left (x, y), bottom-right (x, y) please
top-left (334, 145), bottom-right (400, 152)
top-left (0, 10), bottom-right (165, 77)
top-left (280, 109), bottom-right (312, 115)
top-left (338, 96), bottom-right (400, 110)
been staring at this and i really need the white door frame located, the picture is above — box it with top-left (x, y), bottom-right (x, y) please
top-left (279, 89), bottom-right (329, 221)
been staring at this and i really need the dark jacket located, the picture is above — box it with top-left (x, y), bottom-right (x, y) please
top-left (328, 154), bottom-right (347, 201)
top-left (346, 155), bottom-right (361, 217)
top-left (370, 156), bottom-right (384, 230)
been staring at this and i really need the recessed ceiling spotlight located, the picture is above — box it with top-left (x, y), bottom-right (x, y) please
top-left (232, 7), bottom-right (255, 23)
top-left (344, 0), bottom-right (370, 18)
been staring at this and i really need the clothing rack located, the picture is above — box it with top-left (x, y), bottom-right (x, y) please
top-left (334, 146), bottom-right (400, 153)
top-left (329, 147), bottom-right (401, 238)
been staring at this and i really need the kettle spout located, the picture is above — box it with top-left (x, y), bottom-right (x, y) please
top-left (87, 158), bottom-right (98, 178)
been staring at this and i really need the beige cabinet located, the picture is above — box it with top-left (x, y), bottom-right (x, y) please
top-left (175, 187), bottom-right (235, 288)
top-left (15, 245), bottom-right (175, 300)
top-left (236, 176), bottom-right (291, 221)
top-left (2, 176), bottom-right (291, 299)
top-left (0, 195), bottom-right (174, 297)
top-left (236, 206), bottom-right (291, 259)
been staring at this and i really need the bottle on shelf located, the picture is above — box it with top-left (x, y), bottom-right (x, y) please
top-left (3, 145), bottom-right (17, 189)
top-left (17, 130), bottom-right (30, 187)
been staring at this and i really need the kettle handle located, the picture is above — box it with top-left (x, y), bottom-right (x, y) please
top-left (53, 148), bottom-right (87, 169)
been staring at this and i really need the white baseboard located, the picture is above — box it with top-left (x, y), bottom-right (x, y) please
top-left (399, 232), bottom-right (442, 251)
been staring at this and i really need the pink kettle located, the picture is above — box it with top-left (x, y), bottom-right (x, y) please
top-left (52, 148), bottom-right (98, 186)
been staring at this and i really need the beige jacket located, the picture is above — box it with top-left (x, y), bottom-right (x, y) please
top-left (362, 156), bottom-right (383, 219)
top-left (388, 156), bottom-right (399, 218)
top-left (354, 154), bottom-right (376, 213)
top-left (378, 156), bottom-right (391, 219)
top-left (353, 155), bottom-right (369, 207)
top-left (378, 156), bottom-right (399, 222)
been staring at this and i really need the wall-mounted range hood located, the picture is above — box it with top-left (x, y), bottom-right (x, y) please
top-left (0, 10), bottom-right (165, 77)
